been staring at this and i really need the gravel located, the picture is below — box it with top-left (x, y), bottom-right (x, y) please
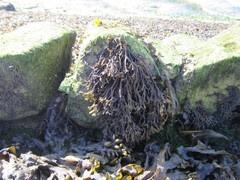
top-left (0, 11), bottom-right (231, 39)
top-left (0, 10), bottom-right (232, 62)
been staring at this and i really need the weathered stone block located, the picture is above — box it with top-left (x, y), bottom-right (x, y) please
top-left (0, 22), bottom-right (76, 121)
top-left (177, 25), bottom-right (240, 112)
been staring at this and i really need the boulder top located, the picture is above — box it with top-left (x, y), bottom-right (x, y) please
top-left (0, 22), bottom-right (75, 57)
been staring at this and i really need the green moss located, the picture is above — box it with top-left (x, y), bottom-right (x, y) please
top-left (187, 57), bottom-right (240, 111)
top-left (0, 22), bottom-right (73, 56)
top-left (177, 24), bottom-right (240, 112)
top-left (0, 22), bottom-right (76, 120)
top-left (151, 34), bottom-right (203, 78)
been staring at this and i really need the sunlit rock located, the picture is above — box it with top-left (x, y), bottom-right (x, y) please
top-left (0, 22), bottom-right (76, 121)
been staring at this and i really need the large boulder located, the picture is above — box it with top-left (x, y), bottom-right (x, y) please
top-left (150, 25), bottom-right (240, 129)
top-left (163, 25), bottom-right (240, 129)
top-left (153, 25), bottom-right (240, 110)
top-left (177, 25), bottom-right (240, 110)
top-left (0, 22), bottom-right (76, 121)
top-left (60, 25), bottom-right (171, 128)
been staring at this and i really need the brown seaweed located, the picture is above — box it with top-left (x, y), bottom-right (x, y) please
top-left (181, 86), bottom-right (240, 130)
top-left (84, 38), bottom-right (171, 145)
top-left (149, 141), bottom-right (239, 180)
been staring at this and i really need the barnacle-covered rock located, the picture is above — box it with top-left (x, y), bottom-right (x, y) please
top-left (0, 22), bottom-right (76, 121)
top-left (60, 25), bottom-right (177, 144)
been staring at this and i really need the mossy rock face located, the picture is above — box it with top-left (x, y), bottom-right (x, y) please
top-left (176, 24), bottom-right (240, 113)
top-left (151, 34), bottom-right (203, 79)
top-left (60, 26), bottom-right (165, 127)
top-left (0, 22), bottom-right (76, 121)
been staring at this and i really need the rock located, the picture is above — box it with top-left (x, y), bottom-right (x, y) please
top-left (60, 25), bottom-right (168, 127)
top-left (151, 34), bottom-right (203, 79)
top-left (175, 25), bottom-right (240, 124)
top-left (0, 22), bottom-right (76, 121)
top-left (0, 1), bottom-right (15, 11)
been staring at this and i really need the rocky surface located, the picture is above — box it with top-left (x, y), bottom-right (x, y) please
top-left (0, 94), bottom-right (238, 179)
top-left (177, 24), bottom-right (240, 113)
top-left (151, 33), bottom-right (204, 79)
top-left (148, 24), bottom-right (240, 129)
top-left (0, 22), bottom-right (76, 121)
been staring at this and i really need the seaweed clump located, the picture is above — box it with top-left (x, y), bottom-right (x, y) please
top-left (181, 86), bottom-right (240, 130)
top-left (84, 38), bottom-right (170, 145)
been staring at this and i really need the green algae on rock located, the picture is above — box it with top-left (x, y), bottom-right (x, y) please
top-left (178, 25), bottom-right (240, 109)
top-left (60, 25), bottom-right (175, 129)
top-left (151, 34), bottom-right (203, 79)
top-left (0, 22), bottom-right (76, 121)
top-left (174, 24), bottom-right (240, 128)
